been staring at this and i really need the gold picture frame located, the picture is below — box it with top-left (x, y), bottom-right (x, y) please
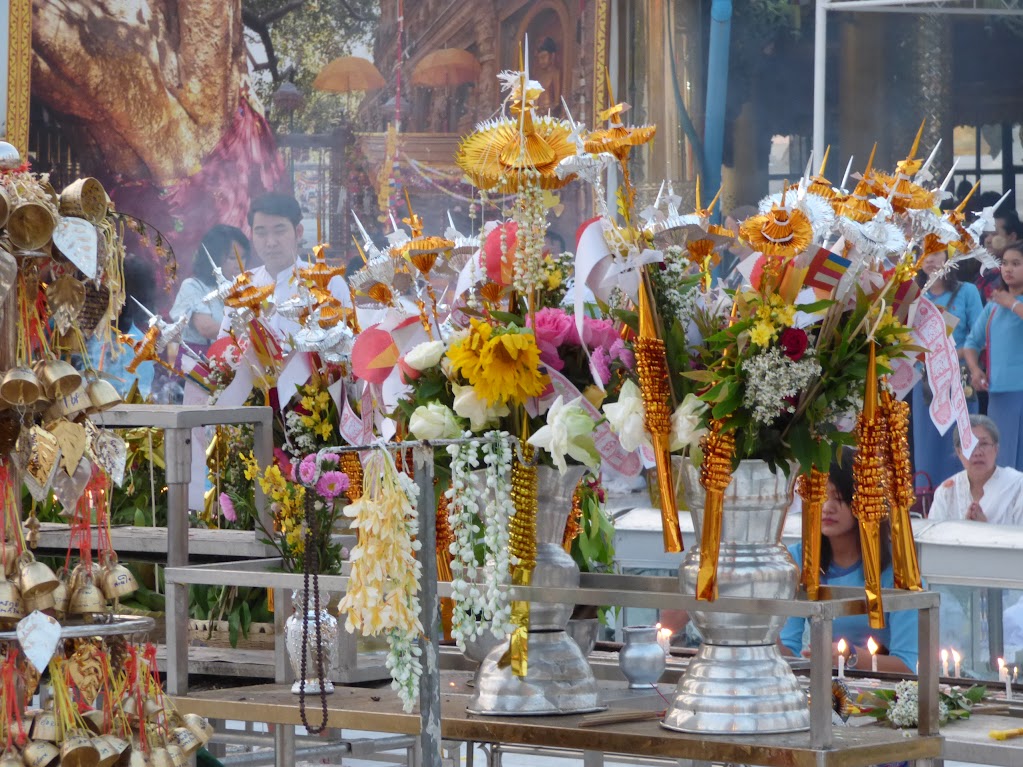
top-left (2, 0), bottom-right (32, 155)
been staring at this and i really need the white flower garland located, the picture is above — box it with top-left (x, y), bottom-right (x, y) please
top-left (338, 449), bottom-right (423, 712)
top-left (446, 431), bottom-right (515, 649)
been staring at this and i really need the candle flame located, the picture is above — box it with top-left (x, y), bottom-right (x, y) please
top-left (999, 657), bottom-right (1006, 670)
top-left (868, 637), bottom-right (879, 655)
top-left (837, 638), bottom-right (847, 653)
top-left (941, 648), bottom-right (949, 662)
top-left (951, 649), bottom-right (961, 663)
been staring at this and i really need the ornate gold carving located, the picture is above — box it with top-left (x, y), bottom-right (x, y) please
top-left (7, 0), bottom-right (32, 156)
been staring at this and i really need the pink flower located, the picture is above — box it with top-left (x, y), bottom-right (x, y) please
top-left (590, 347), bottom-right (612, 385)
top-left (582, 318), bottom-right (619, 351)
top-left (219, 493), bottom-right (237, 522)
top-left (315, 471), bottom-right (350, 499)
top-left (528, 307), bottom-right (575, 370)
top-left (321, 453), bottom-right (340, 465)
top-left (608, 338), bottom-right (634, 370)
top-left (274, 448), bottom-right (295, 481)
top-left (298, 454), bottom-right (319, 485)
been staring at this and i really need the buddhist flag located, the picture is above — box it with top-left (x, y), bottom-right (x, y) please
top-left (803, 247), bottom-right (850, 297)
top-left (352, 325), bottom-right (399, 384)
top-left (892, 278), bottom-right (922, 323)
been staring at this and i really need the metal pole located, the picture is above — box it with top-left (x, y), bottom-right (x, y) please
top-left (812, 0), bottom-right (828, 170)
top-left (164, 427), bottom-right (191, 696)
top-left (808, 614), bottom-right (833, 749)
top-left (703, 0), bottom-right (733, 222)
top-left (415, 447), bottom-right (442, 767)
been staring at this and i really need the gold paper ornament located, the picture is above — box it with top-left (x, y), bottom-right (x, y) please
top-left (697, 420), bottom-right (735, 601)
top-left (796, 468), bottom-right (828, 601)
top-left (880, 388), bottom-right (923, 591)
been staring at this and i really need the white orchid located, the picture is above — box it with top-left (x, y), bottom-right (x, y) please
top-left (602, 379), bottom-right (650, 453)
top-left (452, 383), bottom-right (509, 432)
top-left (670, 394), bottom-right (709, 452)
top-left (408, 402), bottom-right (462, 440)
top-left (528, 396), bottom-right (600, 475)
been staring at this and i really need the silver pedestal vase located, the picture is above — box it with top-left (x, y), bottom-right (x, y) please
top-left (285, 588), bottom-right (340, 695)
top-left (662, 459), bottom-right (809, 734)
top-left (468, 465), bottom-right (602, 715)
top-left (620, 625), bottom-right (666, 688)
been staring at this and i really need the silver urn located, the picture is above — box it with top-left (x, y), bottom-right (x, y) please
top-left (285, 588), bottom-right (339, 695)
top-left (468, 466), bottom-right (602, 715)
top-left (662, 459), bottom-right (809, 734)
top-left (619, 625), bottom-right (666, 688)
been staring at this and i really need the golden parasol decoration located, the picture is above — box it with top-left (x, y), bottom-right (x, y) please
top-left (411, 48), bottom-right (481, 88)
top-left (313, 56), bottom-right (386, 93)
top-left (871, 121), bottom-right (935, 214)
top-left (837, 145), bottom-right (881, 223)
top-left (739, 188), bottom-right (814, 259)
top-left (298, 245), bottom-right (346, 292)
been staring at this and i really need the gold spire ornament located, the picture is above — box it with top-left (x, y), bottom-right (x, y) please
top-left (796, 468), bottom-right (828, 600)
top-left (852, 342), bottom-right (890, 629)
top-left (872, 121), bottom-right (935, 213)
top-left (298, 244), bottom-right (346, 291)
top-left (739, 189), bottom-right (814, 259)
top-left (500, 441), bottom-right (539, 676)
top-left (837, 145), bottom-right (881, 223)
top-left (880, 388), bottom-right (923, 591)
top-left (635, 281), bottom-right (683, 553)
top-left (696, 419), bottom-right (734, 601)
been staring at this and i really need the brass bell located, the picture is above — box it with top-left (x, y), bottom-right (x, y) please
top-left (128, 749), bottom-right (149, 767)
top-left (101, 553), bottom-right (138, 601)
top-left (81, 709), bottom-right (105, 735)
top-left (50, 575), bottom-right (69, 620)
top-left (120, 694), bottom-right (139, 722)
top-left (22, 586), bottom-right (56, 614)
top-left (21, 740), bottom-right (60, 767)
top-left (148, 747), bottom-right (174, 767)
top-left (69, 572), bottom-right (107, 619)
top-left (143, 696), bottom-right (164, 720)
top-left (99, 735), bottom-right (130, 762)
top-left (86, 378), bottom-right (121, 413)
top-left (0, 577), bottom-right (24, 628)
top-left (1, 543), bottom-right (17, 577)
top-left (34, 359), bottom-right (82, 400)
top-left (92, 736), bottom-right (120, 767)
top-left (183, 713), bottom-right (213, 744)
top-left (0, 748), bottom-right (22, 767)
top-left (29, 710), bottom-right (58, 742)
top-left (17, 552), bottom-right (59, 600)
top-left (60, 729), bottom-right (100, 767)
top-left (169, 726), bottom-right (201, 756)
top-left (6, 201), bottom-right (56, 251)
top-left (0, 366), bottom-right (43, 406)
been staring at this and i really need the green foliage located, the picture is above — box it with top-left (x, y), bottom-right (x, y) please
top-left (189, 585), bottom-right (272, 648)
top-left (568, 476), bottom-right (618, 626)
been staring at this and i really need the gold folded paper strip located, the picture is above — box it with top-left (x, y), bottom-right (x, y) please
top-left (797, 468), bottom-right (828, 601)
top-left (881, 389), bottom-right (923, 591)
top-left (499, 568), bottom-right (532, 677)
top-left (499, 444), bottom-right (538, 676)
top-left (697, 420), bottom-right (734, 601)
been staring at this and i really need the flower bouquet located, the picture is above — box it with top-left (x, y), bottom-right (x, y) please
top-left (855, 680), bottom-right (985, 727)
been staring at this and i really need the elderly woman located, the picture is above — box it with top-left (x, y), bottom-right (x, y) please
top-left (928, 414), bottom-right (1023, 524)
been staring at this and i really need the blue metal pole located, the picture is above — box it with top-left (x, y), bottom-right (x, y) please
top-left (703, 0), bottom-right (733, 224)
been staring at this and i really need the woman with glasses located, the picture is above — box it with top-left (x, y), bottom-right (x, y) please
top-left (928, 414), bottom-right (1023, 524)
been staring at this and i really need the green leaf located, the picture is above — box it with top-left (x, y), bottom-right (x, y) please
top-left (489, 310), bottom-right (524, 326)
top-left (240, 601), bottom-right (252, 636)
top-left (134, 508), bottom-right (147, 527)
top-left (228, 610), bottom-right (241, 648)
top-left (795, 298), bottom-right (835, 314)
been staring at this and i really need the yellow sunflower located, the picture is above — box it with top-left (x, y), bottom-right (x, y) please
top-left (474, 329), bottom-right (548, 405)
top-left (446, 319), bottom-right (493, 382)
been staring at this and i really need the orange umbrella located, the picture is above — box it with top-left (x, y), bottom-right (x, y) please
top-left (313, 56), bottom-right (386, 93)
top-left (411, 48), bottom-right (480, 88)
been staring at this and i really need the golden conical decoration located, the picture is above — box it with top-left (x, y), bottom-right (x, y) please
top-left (298, 245), bottom-right (345, 291)
top-left (739, 203), bottom-right (813, 258)
top-left (224, 271), bottom-right (274, 312)
top-left (583, 71), bottom-right (656, 161)
top-left (880, 388), bottom-right (922, 592)
top-left (797, 468), bottom-right (827, 601)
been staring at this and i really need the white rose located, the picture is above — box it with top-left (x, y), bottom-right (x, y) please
top-left (404, 340), bottom-right (446, 372)
top-left (670, 394), bottom-right (709, 452)
top-left (451, 383), bottom-right (509, 432)
top-left (409, 402), bottom-right (463, 440)
top-left (602, 379), bottom-right (651, 453)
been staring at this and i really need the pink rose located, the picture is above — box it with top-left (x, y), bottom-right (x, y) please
top-left (528, 308), bottom-right (575, 370)
top-left (582, 318), bottom-right (619, 351)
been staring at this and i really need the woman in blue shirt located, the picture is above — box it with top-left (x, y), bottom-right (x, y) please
top-left (780, 451), bottom-right (918, 672)
top-left (913, 249), bottom-right (983, 487)
top-left (965, 246), bottom-right (1023, 471)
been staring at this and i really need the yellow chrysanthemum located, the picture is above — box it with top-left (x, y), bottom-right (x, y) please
top-left (775, 303), bottom-right (797, 327)
top-left (473, 330), bottom-right (548, 405)
top-left (750, 321), bottom-right (775, 347)
top-left (446, 319), bottom-right (493, 382)
top-left (547, 269), bottom-right (563, 290)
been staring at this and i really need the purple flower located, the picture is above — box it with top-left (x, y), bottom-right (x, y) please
top-left (219, 493), bottom-right (237, 522)
top-left (590, 347), bottom-right (612, 385)
top-left (608, 338), bottom-right (635, 370)
top-left (298, 454), bottom-right (319, 485)
top-left (315, 471), bottom-right (350, 499)
top-left (321, 453), bottom-right (340, 465)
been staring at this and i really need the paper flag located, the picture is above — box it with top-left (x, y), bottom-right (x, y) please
top-left (17, 611), bottom-right (62, 673)
top-left (351, 326), bottom-right (399, 385)
top-left (804, 246), bottom-right (851, 295)
top-left (53, 217), bottom-right (99, 278)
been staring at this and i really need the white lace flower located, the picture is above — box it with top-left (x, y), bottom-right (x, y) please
top-left (602, 379), bottom-right (651, 453)
top-left (528, 396), bottom-right (601, 474)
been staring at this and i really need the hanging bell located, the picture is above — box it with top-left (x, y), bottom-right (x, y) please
top-left (86, 378), bottom-right (121, 413)
top-left (17, 552), bottom-right (59, 600)
top-left (80, 709), bottom-right (105, 735)
top-left (0, 366), bottom-right (43, 406)
top-left (119, 694), bottom-right (139, 722)
top-left (182, 713), bottom-right (213, 745)
top-left (99, 735), bottom-right (130, 763)
top-left (0, 748), bottom-right (22, 767)
top-left (1, 542), bottom-right (17, 577)
top-left (50, 575), bottom-right (69, 620)
top-left (21, 740), bottom-right (60, 767)
top-left (101, 553), bottom-right (138, 601)
top-left (0, 576), bottom-right (24, 628)
top-left (169, 727), bottom-right (201, 756)
top-left (34, 358), bottom-right (83, 400)
top-left (29, 710), bottom-right (58, 742)
top-left (60, 729), bottom-right (100, 767)
top-left (128, 749), bottom-right (149, 767)
top-left (22, 586), bottom-right (55, 614)
top-left (69, 571), bottom-right (107, 620)
top-left (143, 696), bottom-right (164, 720)
top-left (91, 735), bottom-right (119, 767)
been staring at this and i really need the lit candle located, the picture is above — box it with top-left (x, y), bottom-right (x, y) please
top-left (951, 649), bottom-right (961, 678)
top-left (941, 648), bottom-right (949, 678)
top-left (1015, 667), bottom-right (1019, 684)
top-left (658, 627), bottom-right (673, 656)
top-left (998, 657), bottom-right (1007, 681)
top-left (837, 638), bottom-right (847, 679)
top-left (868, 637), bottom-right (879, 673)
